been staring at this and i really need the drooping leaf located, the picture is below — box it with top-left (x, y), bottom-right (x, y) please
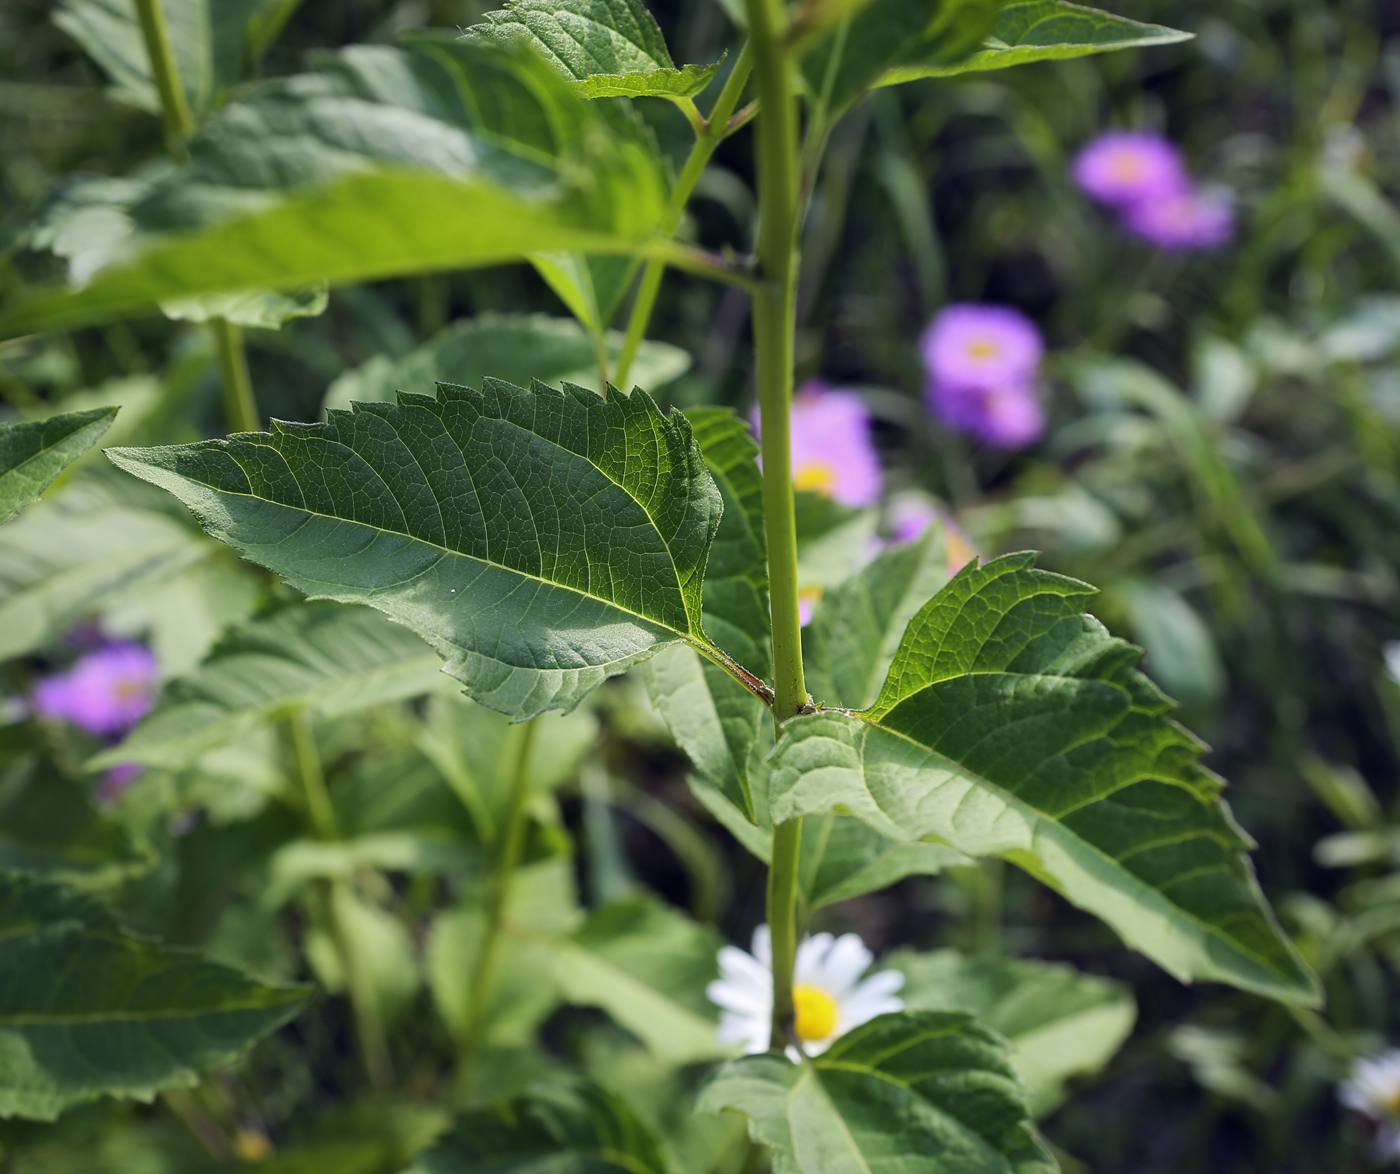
top-left (408, 1079), bottom-right (668, 1174)
top-left (890, 948), bottom-right (1136, 1113)
top-left (767, 554), bottom-right (1321, 1005)
top-left (0, 407), bottom-right (116, 525)
top-left (465, 0), bottom-right (722, 102)
top-left (699, 1011), bottom-right (1056, 1174)
top-left (0, 478), bottom-right (210, 661)
top-left (529, 252), bottom-right (643, 342)
top-left (109, 380), bottom-right (727, 718)
top-left (91, 602), bottom-right (447, 771)
top-left (1, 43), bottom-right (666, 339)
top-left (323, 313), bottom-right (689, 415)
top-left (159, 283), bottom-right (329, 329)
top-left (0, 872), bottom-right (309, 1120)
top-left (879, 0), bottom-right (1192, 84)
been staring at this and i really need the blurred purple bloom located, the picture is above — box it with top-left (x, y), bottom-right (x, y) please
top-left (31, 642), bottom-right (158, 737)
top-left (920, 305), bottom-right (1045, 449)
top-left (797, 586), bottom-right (823, 627)
top-left (97, 763), bottom-right (143, 805)
top-left (754, 381), bottom-right (882, 508)
top-left (887, 498), bottom-right (938, 546)
top-left (1072, 131), bottom-right (1190, 208)
top-left (1122, 186), bottom-right (1235, 250)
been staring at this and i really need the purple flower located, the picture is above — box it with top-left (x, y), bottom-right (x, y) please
top-left (1122, 186), bottom-right (1235, 251)
top-left (31, 642), bottom-right (158, 737)
top-left (888, 498), bottom-right (939, 546)
top-left (1072, 131), bottom-right (1191, 208)
top-left (97, 763), bottom-right (144, 805)
top-left (797, 586), bottom-right (823, 627)
top-left (753, 382), bottom-right (882, 508)
top-left (920, 305), bottom-right (1045, 449)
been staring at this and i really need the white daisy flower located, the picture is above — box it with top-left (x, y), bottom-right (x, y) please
top-left (1340, 1050), bottom-right (1400, 1163)
top-left (706, 925), bottom-right (905, 1056)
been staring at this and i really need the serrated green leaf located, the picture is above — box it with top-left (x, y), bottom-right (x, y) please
top-left (879, 0), bottom-right (1192, 84)
top-left (767, 554), bottom-right (1321, 1005)
top-left (109, 380), bottom-right (725, 719)
top-left (0, 480), bottom-right (210, 661)
top-left (91, 602), bottom-right (446, 772)
top-left (804, 524), bottom-right (953, 711)
top-left (890, 948), bottom-right (1135, 1113)
top-left (408, 1079), bottom-right (668, 1174)
top-left (1, 43), bottom-right (666, 339)
top-left (700, 1011), bottom-right (1056, 1174)
top-left (0, 408), bottom-right (116, 525)
top-left (466, 0), bottom-right (721, 102)
top-left (323, 314), bottom-right (690, 415)
top-left (0, 872), bottom-right (308, 1120)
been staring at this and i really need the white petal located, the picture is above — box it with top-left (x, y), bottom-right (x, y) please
top-left (751, 925), bottom-right (772, 968)
top-left (794, 932), bottom-right (835, 982)
top-left (850, 968), bottom-right (904, 1001)
top-left (717, 945), bottom-right (770, 993)
top-left (717, 1010), bottom-right (769, 1054)
top-left (840, 992), bottom-right (904, 1032)
top-left (707, 978), bottom-right (769, 1015)
top-left (812, 933), bottom-right (874, 996)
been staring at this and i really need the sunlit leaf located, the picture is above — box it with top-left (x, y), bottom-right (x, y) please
top-left (768, 554), bottom-right (1321, 1005)
top-left (0, 407), bottom-right (116, 525)
top-left (0, 872), bottom-right (308, 1120)
top-left (700, 1011), bottom-right (1055, 1174)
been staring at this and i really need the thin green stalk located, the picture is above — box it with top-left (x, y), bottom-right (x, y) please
top-left (288, 712), bottom-right (392, 1089)
top-left (613, 44), bottom-right (755, 391)
top-left (132, 0), bottom-right (194, 153)
top-left (742, 0), bottom-right (806, 1055)
top-left (460, 718), bottom-right (538, 1094)
top-left (211, 317), bottom-right (260, 433)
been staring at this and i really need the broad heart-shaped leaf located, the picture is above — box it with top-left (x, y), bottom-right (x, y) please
top-left (323, 313), bottom-right (690, 415)
top-left (0, 872), bottom-right (309, 1120)
top-left (466, 0), bottom-right (722, 102)
top-left (1, 42), bottom-right (666, 339)
top-left (889, 948), bottom-right (1135, 1114)
top-left (108, 380), bottom-right (725, 720)
top-left (699, 1011), bottom-right (1055, 1174)
top-left (0, 407), bottom-right (116, 525)
top-left (407, 1079), bottom-right (668, 1174)
top-left (767, 553), bottom-right (1321, 1005)
top-left (90, 602), bottom-right (447, 772)
top-left (879, 0), bottom-right (1192, 84)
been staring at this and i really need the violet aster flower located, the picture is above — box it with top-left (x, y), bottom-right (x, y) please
top-left (753, 381), bottom-right (882, 508)
top-left (1073, 131), bottom-right (1190, 208)
top-left (921, 305), bottom-right (1046, 449)
top-left (929, 381), bottom-right (1045, 449)
top-left (1122, 186), bottom-right (1235, 251)
top-left (31, 642), bottom-right (159, 737)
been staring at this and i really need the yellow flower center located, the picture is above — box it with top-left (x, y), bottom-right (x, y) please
top-left (112, 678), bottom-right (146, 700)
top-left (793, 461), bottom-right (838, 496)
top-left (1110, 154), bottom-right (1142, 180)
top-left (792, 983), bottom-right (839, 1042)
top-left (966, 338), bottom-right (999, 359)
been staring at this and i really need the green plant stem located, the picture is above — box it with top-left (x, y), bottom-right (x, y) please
top-left (288, 711), bottom-right (393, 1090)
top-left (743, 0), bottom-right (806, 1054)
top-left (460, 718), bottom-right (538, 1094)
top-left (132, 0), bottom-right (194, 154)
top-left (211, 317), bottom-right (260, 433)
top-left (613, 44), bottom-right (754, 391)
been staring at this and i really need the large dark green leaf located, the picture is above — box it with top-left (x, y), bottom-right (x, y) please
top-left (890, 948), bottom-right (1135, 1113)
top-left (466, 0), bottom-right (722, 101)
top-left (323, 313), bottom-right (689, 414)
top-left (108, 380), bottom-right (726, 719)
top-left (767, 554), bottom-right (1320, 1005)
top-left (0, 873), bottom-right (308, 1120)
top-left (408, 1079), bottom-right (668, 1174)
top-left (879, 0), bottom-right (1191, 84)
top-left (1, 43), bottom-right (666, 339)
top-left (0, 407), bottom-right (116, 525)
top-left (699, 1011), bottom-right (1055, 1174)
top-left (90, 602), bottom-right (446, 772)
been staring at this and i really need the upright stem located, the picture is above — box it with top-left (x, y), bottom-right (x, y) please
top-left (743, 0), bottom-right (806, 1054)
top-left (212, 318), bottom-right (260, 432)
top-left (460, 719), bottom-right (538, 1094)
top-left (613, 45), bottom-right (754, 391)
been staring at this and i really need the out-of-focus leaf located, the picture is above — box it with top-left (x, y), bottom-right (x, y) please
top-left (1, 43), bottom-right (666, 339)
top-left (323, 313), bottom-right (689, 414)
top-left (92, 602), bottom-right (446, 771)
top-left (768, 554), bottom-right (1321, 1006)
top-left (0, 407), bottom-right (116, 525)
top-left (0, 872), bottom-right (308, 1120)
top-left (890, 948), bottom-right (1136, 1113)
top-left (0, 480), bottom-right (209, 660)
top-left (268, 833), bottom-right (476, 904)
top-left (699, 1011), bottom-right (1056, 1174)
top-left (465, 0), bottom-right (721, 101)
top-left (879, 0), bottom-right (1192, 84)
top-left (408, 1079), bottom-right (668, 1174)
top-left (159, 283), bottom-right (329, 329)
top-left (304, 883), bottom-right (419, 1025)
top-left (1111, 579), bottom-right (1225, 712)
top-left (108, 380), bottom-right (728, 720)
